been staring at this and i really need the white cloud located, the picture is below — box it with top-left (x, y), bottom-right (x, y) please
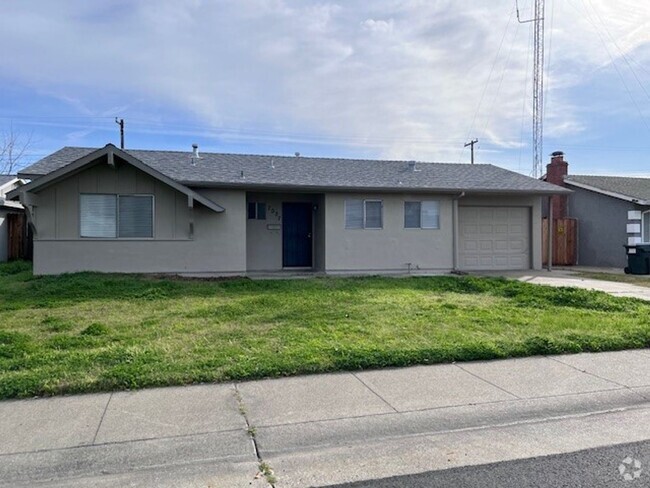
top-left (361, 18), bottom-right (394, 34)
top-left (0, 0), bottom-right (649, 165)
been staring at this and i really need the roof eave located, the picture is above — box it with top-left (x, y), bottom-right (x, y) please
top-left (565, 179), bottom-right (650, 205)
top-left (183, 180), bottom-right (570, 195)
top-left (0, 199), bottom-right (24, 210)
top-left (9, 145), bottom-right (226, 213)
top-left (0, 177), bottom-right (26, 192)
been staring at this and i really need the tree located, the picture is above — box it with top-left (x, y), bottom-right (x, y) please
top-left (0, 127), bottom-right (33, 175)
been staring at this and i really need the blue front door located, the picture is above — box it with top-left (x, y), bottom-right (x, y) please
top-left (283, 202), bottom-right (313, 267)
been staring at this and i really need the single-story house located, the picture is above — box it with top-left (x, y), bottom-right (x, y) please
top-left (0, 175), bottom-right (26, 262)
top-left (545, 151), bottom-right (650, 268)
top-left (8, 144), bottom-right (568, 276)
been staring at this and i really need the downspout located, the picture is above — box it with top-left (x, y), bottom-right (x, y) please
top-left (452, 191), bottom-right (466, 272)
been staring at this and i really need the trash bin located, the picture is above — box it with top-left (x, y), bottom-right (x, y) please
top-left (624, 244), bottom-right (650, 275)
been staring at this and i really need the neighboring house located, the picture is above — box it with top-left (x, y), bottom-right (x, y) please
top-left (0, 175), bottom-right (26, 262)
top-left (8, 144), bottom-right (567, 276)
top-left (545, 152), bottom-right (650, 268)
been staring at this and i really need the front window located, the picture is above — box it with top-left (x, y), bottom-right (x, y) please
top-left (345, 199), bottom-right (383, 229)
top-left (404, 201), bottom-right (440, 229)
top-left (643, 211), bottom-right (650, 243)
top-left (80, 194), bottom-right (153, 238)
top-left (248, 202), bottom-right (266, 220)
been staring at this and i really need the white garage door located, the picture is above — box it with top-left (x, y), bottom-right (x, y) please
top-left (458, 206), bottom-right (530, 270)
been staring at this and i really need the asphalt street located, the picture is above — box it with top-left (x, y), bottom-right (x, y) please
top-left (322, 440), bottom-right (650, 488)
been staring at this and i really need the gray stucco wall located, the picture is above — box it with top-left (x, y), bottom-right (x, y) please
top-left (324, 192), bottom-right (455, 273)
top-left (31, 160), bottom-right (247, 275)
top-left (567, 186), bottom-right (646, 268)
top-left (246, 192), bottom-right (325, 272)
top-left (27, 156), bottom-right (546, 275)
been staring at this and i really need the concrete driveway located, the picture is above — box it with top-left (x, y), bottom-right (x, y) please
top-left (484, 269), bottom-right (650, 301)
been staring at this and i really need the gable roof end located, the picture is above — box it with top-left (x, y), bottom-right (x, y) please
top-left (8, 144), bottom-right (225, 212)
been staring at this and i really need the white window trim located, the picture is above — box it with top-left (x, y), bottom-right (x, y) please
top-left (79, 193), bottom-right (155, 240)
top-left (344, 199), bottom-right (384, 229)
top-left (642, 210), bottom-right (650, 243)
top-left (404, 200), bottom-right (440, 229)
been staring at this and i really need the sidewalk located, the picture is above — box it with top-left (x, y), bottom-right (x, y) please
top-left (2, 349), bottom-right (650, 487)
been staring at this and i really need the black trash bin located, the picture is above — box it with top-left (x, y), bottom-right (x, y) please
top-left (624, 244), bottom-right (650, 275)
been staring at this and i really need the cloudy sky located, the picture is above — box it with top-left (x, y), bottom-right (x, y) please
top-left (1, 0), bottom-right (650, 176)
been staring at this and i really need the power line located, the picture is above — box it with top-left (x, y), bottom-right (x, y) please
top-left (583, 0), bottom-right (650, 103)
top-left (518, 17), bottom-right (534, 172)
top-left (0, 115), bottom-right (117, 119)
top-left (458, 6), bottom-right (517, 163)
top-left (479, 13), bottom-right (523, 144)
top-left (570, 0), bottom-right (650, 133)
top-left (543, 0), bottom-right (555, 121)
top-left (1, 117), bottom-right (476, 146)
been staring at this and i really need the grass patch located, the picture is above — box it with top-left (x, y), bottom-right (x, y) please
top-left (0, 261), bottom-right (649, 399)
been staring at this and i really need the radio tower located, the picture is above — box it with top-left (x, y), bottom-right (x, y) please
top-left (517, 0), bottom-right (545, 178)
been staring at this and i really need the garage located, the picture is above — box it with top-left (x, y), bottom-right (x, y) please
top-left (458, 206), bottom-right (531, 270)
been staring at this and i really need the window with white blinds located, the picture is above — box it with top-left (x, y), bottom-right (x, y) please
top-left (421, 201), bottom-right (440, 229)
top-left (404, 200), bottom-right (440, 229)
top-left (80, 194), bottom-right (153, 238)
top-left (80, 194), bottom-right (117, 238)
top-left (345, 199), bottom-right (383, 229)
top-left (345, 199), bottom-right (364, 229)
top-left (364, 201), bottom-right (383, 229)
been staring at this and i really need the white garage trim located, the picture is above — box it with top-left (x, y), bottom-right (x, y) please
top-left (458, 206), bottom-right (531, 270)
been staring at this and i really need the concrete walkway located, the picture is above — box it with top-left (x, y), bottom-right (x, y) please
top-left (483, 269), bottom-right (650, 301)
top-left (2, 349), bottom-right (650, 487)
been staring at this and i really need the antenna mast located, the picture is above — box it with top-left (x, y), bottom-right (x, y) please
top-left (516, 0), bottom-right (545, 178)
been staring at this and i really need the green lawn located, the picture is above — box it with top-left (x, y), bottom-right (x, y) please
top-left (1, 261), bottom-right (649, 399)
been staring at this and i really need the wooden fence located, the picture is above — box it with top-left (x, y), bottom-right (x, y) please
top-left (7, 213), bottom-right (33, 261)
top-left (542, 217), bottom-right (577, 266)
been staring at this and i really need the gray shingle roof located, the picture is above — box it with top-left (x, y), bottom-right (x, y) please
top-left (19, 146), bottom-right (567, 194)
top-left (565, 175), bottom-right (650, 203)
top-left (0, 175), bottom-right (17, 187)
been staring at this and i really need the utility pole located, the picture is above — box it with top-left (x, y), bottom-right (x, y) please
top-left (464, 139), bottom-right (478, 164)
top-left (115, 118), bottom-right (125, 149)
top-left (516, 0), bottom-right (545, 178)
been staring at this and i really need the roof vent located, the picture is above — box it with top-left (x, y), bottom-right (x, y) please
top-left (408, 161), bottom-right (420, 172)
top-left (191, 143), bottom-right (200, 165)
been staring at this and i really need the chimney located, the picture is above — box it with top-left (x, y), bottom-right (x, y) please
top-left (546, 150), bottom-right (568, 219)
